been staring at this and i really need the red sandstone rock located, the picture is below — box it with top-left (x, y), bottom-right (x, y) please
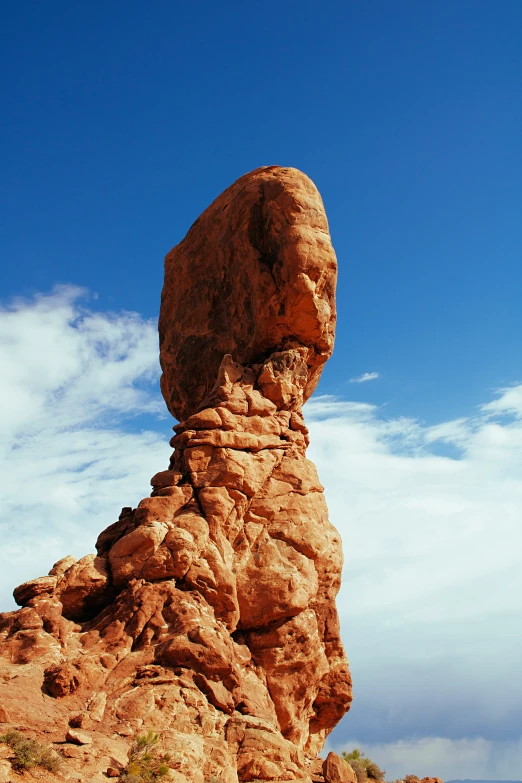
top-left (159, 166), bottom-right (338, 422)
top-left (66, 729), bottom-right (92, 745)
top-left (0, 167), bottom-right (353, 783)
top-left (323, 752), bottom-right (358, 783)
top-left (13, 575), bottom-right (57, 605)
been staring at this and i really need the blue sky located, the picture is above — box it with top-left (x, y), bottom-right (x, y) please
top-left (2, 2), bottom-right (522, 779)
top-left (3, 0), bottom-right (522, 422)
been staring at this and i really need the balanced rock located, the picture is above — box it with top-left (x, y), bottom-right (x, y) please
top-left (159, 165), bottom-right (338, 421)
top-left (0, 166), bottom-right (352, 783)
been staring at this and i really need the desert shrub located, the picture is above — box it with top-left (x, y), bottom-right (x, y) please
top-left (350, 758), bottom-right (368, 783)
top-left (342, 749), bottom-right (367, 783)
top-left (343, 749), bottom-right (364, 762)
top-left (120, 730), bottom-right (173, 782)
top-left (342, 748), bottom-right (385, 783)
top-left (365, 760), bottom-right (386, 781)
top-left (403, 776), bottom-right (421, 783)
top-left (0, 729), bottom-right (61, 773)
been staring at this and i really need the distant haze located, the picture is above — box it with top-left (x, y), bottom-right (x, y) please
top-left (446, 779), bottom-right (522, 783)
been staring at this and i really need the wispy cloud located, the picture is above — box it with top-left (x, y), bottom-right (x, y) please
top-left (480, 383), bottom-right (522, 418)
top-left (0, 286), bottom-right (171, 609)
top-left (349, 371), bottom-right (380, 383)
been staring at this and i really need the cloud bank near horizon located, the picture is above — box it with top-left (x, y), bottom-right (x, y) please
top-left (1, 286), bottom-right (521, 779)
top-left (325, 736), bottom-right (522, 781)
top-left (305, 392), bottom-right (522, 776)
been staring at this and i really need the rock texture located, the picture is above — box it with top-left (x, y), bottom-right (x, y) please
top-left (323, 753), bottom-right (358, 783)
top-left (159, 165), bottom-right (337, 422)
top-left (0, 167), bottom-right (351, 783)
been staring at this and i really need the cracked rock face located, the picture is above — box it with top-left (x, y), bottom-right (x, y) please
top-left (0, 166), bottom-right (352, 783)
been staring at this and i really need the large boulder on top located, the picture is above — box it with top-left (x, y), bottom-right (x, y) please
top-left (159, 165), bottom-right (338, 421)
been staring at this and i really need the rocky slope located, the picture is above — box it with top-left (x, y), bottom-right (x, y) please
top-left (0, 166), bottom-right (352, 782)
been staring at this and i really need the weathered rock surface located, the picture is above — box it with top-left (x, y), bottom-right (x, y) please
top-left (0, 167), bottom-right (351, 783)
top-left (159, 165), bottom-right (338, 422)
top-left (323, 753), bottom-right (358, 783)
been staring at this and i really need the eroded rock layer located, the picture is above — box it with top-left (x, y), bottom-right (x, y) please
top-left (0, 167), bottom-right (351, 783)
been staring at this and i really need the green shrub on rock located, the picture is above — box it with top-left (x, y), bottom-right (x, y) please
top-left (121, 730), bottom-right (173, 782)
top-left (342, 748), bottom-right (386, 783)
top-left (0, 729), bottom-right (61, 773)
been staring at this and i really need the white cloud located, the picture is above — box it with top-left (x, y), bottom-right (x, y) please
top-left (1, 287), bottom-right (522, 778)
top-left (349, 372), bottom-right (380, 383)
top-left (481, 383), bottom-right (522, 418)
top-left (305, 392), bottom-right (522, 776)
top-left (0, 287), bottom-right (171, 609)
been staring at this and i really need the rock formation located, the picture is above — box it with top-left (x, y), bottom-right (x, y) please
top-left (0, 166), bottom-right (352, 783)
